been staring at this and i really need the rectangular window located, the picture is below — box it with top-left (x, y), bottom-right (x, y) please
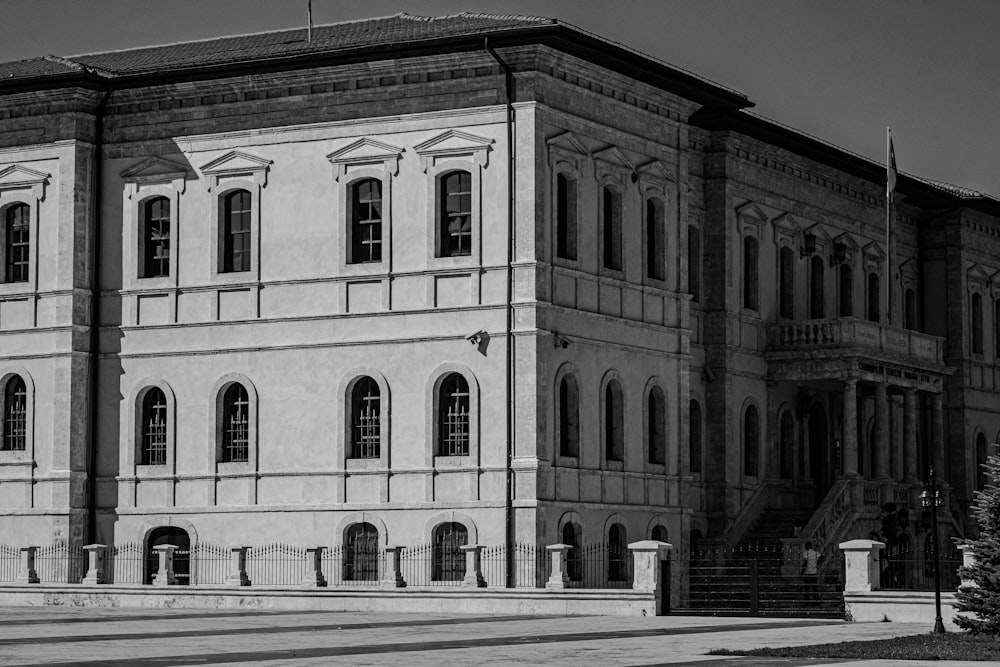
top-left (222, 191), bottom-right (252, 273)
top-left (440, 172), bottom-right (472, 257)
top-left (556, 174), bottom-right (577, 260)
top-left (5, 204), bottom-right (30, 283)
top-left (603, 187), bottom-right (622, 271)
top-left (351, 180), bottom-right (382, 264)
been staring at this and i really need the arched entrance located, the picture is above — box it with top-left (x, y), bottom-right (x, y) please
top-left (809, 404), bottom-right (830, 507)
top-left (145, 526), bottom-right (191, 585)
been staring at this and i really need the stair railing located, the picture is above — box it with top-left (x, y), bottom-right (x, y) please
top-left (720, 480), bottom-right (779, 552)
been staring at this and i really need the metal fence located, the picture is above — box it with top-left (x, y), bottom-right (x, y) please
top-left (481, 543), bottom-right (548, 588)
top-left (878, 545), bottom-right (962, 591)
top-left (0, 544), bottom-right (20, 582)
top-left (321, 544), bottom-right (384, 586)
top-left (35, 543), bottom-right (87, 584)
top-left (246, 543), bottom-right (305, 586)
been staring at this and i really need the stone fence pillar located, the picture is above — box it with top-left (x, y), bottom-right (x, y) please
top-left (225, 546), bottom-right (250, 587)
top-left (839, 539), bottom-right (884, 593)
top-left (16, 546), bottom-right (39, 584)
top-left (629, 540), bottom-right (671, 615)
top-left (460, 544), bottom-right (486, 588)
top-left (381, 545), bottom-right (405, 588)
top-left (957, 544), bottom-right (977, 588)
top-left (301, 547), bottom-right (326, 588)
top-left (545, 544), bottom-right (572, 590)
top-left (152, 544), bottom-right (177, 586)
top-left (82, 544), bottom-right (107, 585)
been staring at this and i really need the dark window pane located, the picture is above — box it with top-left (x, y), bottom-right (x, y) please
top-left (810, 256), bottom-right (825, 318)
top-left (556, 174), bottom-right (577, 260)
top-left (5, 204), bottom-right (30, 283)
top-left (351, 179), bottom-right (382, 264)
top-left (222, 384), bottom-right (249, 462)
top-left (438, 373), bottom-right (470, 455)
top-left (432, 522), bottom-right (468, 581)
top-left (605, 381), bottom-right (623, 461)
top-left (350, 376), bottom-right (381, 458)
top-left (222, 190), bottom-right (252, 273)
top-left (839, 264), bottom-right (853, 317)
top-left (689, 400), bottom-right (702, 473)
top-left (143, 197), bottom-right (171, 278)
top-left (440, 172), bottom-right (472, 257)
top-left (743, 237), bottom-right (758, 310)
top-left (141, 388), bottom-right (167, 465)
top-left (648, 387), bottom-right (665, 465)
top-left (646, 199), bottom-right (665, 281)
top-left (603, 187), bottom-right (622, 271)
top-left (2, 376), bottom-right (26, 451)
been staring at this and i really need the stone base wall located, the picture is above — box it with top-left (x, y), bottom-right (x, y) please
top-left (844, 591), bottom-right (963, 629)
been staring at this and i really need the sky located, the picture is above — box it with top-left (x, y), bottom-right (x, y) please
top-left (2, 0), bottom-right (997, 197)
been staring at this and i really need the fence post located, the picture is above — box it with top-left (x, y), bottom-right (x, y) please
top-left (957, 544), bottom-right (976, 588)
top-left (301, 546), bottom-right (326, 588)
top-left (629, 540), bottom-right (672, 615)
top-left (152, 544), bottom-right (177, 586)
top-left (748, 558), bottom-right (759, 615)
top-left (460, 544), bottom-right (486, 588)
top-left (839, 539), bottom-right (884, 593)
top-left (82, 544), bottom-right (107, 585)
top-left (16, 546), bottom-right (39, 584)
top-left (381, 545), bottom-right (405, 588)
top-left (545, 543), bottom-right (572, 590)
top-left (225, 546), bottom-right (250, 587)
top-left (779, 538), bottom-right (806, 576)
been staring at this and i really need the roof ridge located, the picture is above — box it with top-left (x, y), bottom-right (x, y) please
top-left (41, 54), bottom-right (84, 71)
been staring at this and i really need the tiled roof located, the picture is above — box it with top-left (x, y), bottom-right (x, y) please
top-left (2, 13), bottom-right (554, 81)
top-left (913, 176), bottom-right (984, 200)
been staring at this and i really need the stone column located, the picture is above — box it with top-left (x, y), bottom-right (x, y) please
top-left (225, 546), bottom-right (250, 587)
top-left (82, 544), bottom-right (107, 585)
top-left (460, 544), bottom-right (486, 588)
top-left (957, 544), bottom-right (977, 588)
top-left (300, 547), bottom-right (326, 588)
top-left (840, 539), bottom-right (885, 593)
top-left (152, 545), bottom-right (177, 586)
top-left (931, 393), bottom-right (946, 483)
top-left (903, 388), bottom-right (919, 483)
top-left (629, 540), bottom-right (671, 616)
top-left (841, 377), bottom-right (859, 477)
top-left (873, 383), bottom-right (891, 480)
top-left (545, 544), bottom-right (572, 590)
top-left (16, 546), bottom-right (39, 584)
top-left (381, 546), bottom-right (405, 588)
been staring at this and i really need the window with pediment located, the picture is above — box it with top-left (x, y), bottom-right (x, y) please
top-left (439, 171), bottom-right (472, 258)
top-left (556, 173), bottom-right (578, 261)
top-left (350, 179), bottom-right (383, 264)
top-left (646, 198), bottom-right (665, 281)
top-left (220, 190), bottom-right (252, 273)
top-left (602, 186), bottom-right (623, 272)
top-left (3, 203), bottom-right (29, 283)
top-left (140, 197), bottom-right (170, 279)
top-left (743, 236), bottom-right (759, 311)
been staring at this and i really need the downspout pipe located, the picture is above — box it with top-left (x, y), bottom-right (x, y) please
top-left (87, 88), bottom-right (111, 544)
top-left (485, 38), bottom-right (515, 588)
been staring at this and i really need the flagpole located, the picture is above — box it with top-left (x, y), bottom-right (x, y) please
top-left (308, 0), bottom-right (313, 42)
top-left (886, 127), bottom-right (892, 326)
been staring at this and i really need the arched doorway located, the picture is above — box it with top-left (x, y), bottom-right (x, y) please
top-left (432, 522), bottom-right (468, 582)
top-left (145, 526), bottom-right (190, 585)
top-left (343, 522), bottom-right (379, 582)
top-left (809, 404), bottom-right (830, 507)
top-left (562, 522), bottom-right (582, 582)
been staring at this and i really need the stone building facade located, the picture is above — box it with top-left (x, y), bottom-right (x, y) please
top-left (0, 13), bottom-right (996, 582)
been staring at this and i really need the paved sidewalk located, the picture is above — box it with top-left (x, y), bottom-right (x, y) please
top-left (0, 607), bottom-right (979, 666)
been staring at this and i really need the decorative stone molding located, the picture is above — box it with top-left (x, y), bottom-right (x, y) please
top-left (326, 138), bottom-right (404, 181)
top-left (200, 150), bottom-right (272, 190)
top-left (0, 165), bottom-right (49, 201)
top-left (545, 130), bottom-right (589, 170)
top-left (735, 202), bottom-right (767, 239)
top-left (121, 156), bottom-right (189, 198)
top-left (414, 129), bottom-right (493, 172)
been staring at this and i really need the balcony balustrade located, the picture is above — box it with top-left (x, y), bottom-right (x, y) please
top-left (767, 318), bottom-right (945, 366)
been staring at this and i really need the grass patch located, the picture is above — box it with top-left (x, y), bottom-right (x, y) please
top-left (708, 633), bottom-right (1000, 661)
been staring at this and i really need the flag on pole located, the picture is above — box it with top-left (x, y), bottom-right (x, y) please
top-left (887, 129), bottom-right (897, 195)
top-left (308, 0), bottom-right (313, 42)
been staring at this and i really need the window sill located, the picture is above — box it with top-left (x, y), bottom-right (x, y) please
top-left (135, 462), bottom-right (170, 477)
top-left (346, 457), bottom-right (384, 471)
top-left (0, 450), bottom-right (31, 465)
top-left (555, 455), bottom-right (579, 468)
top-left (0, 283), bottom-right (33, 298)
top-left (211, 270), bottom-right (255, 286)
top-left (217, 461), bottom-right (253, 475)
top-left (604, 459), bottom-right (624, 472)
top-left (340, 262), bottom-right (388, 278)
top-left (434, 455), bottom-right (471, 469)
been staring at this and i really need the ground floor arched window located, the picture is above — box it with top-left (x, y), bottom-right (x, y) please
top-left (432, 522), bottom-right (468, 581)
top-left (343, 522), bottom-right (379, 581)
top-left (562, 522), bottom-right (582, 582)
top-left (607, 523), bottom-right (628, 583)
top-left (145, 526), bottom-right (190, 585)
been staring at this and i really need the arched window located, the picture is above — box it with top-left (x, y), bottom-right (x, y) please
top-left (4, 203), bottom-right (30, 283)
top-left (779, 246), bottom-right (794, 319)
top-left (220, 189), bottom-right (251, 273)
top-left (141, 197), bottom-right (170, 278)
top-left (867, 272), bottom-right (880, 322)
top-left (602, 186), bottom-right (622, 271)
top-left (604, 380), bottom-right (624, 462)
top-left (651, 524), bottom-right (668, 543)
top-left (141, 387), bottom-right (167, 465)
top-left (779, 411), bottom-right (794, 479)
top-left (562, 522), bottom-right (582, 581)
top-left (688, 225), bottom-right (701, 302)
top-left (689, 399), bottom-right (702, 474)
top-left (607, 523), bottom-right (628, 583)
top-left (2, 375), bottom-right (26, 451)
top-left (743, 405), bottom-right (759, 477)
top-left (646, 198), bottom-right (665, 281)
top-left (343, 522), bottom-right (379, 581)
top-left (743, 236), bottom-right (758, 310)
top-left (350, 179), bottom-right (382, 263)
top-left (556, 173), bottom-right (577, 261)
top-left (839, 264), bottom-right (854, 317)
top-left (971, 292), bottom-right (984, 354)
top-left (220, 383), bottom-right (249, 462)
top-left (350, 376), bottom-right (381, 459)
top-left (432, 522), bottom-right (468, 581)
top-left (440, 171), bottom-right (472, 257)
top-left (558, 375), bottom-right (579, 458)
top-left (810, 255), bottom-right (825, 319)
top-left (904, 288), bottom-right (917, 330)
top-left (438, 373), bottom-right (470, 456)
top-left (647, 386), bottom-right (666, 465)
top-left (975, 433), bottom-right (988, 492)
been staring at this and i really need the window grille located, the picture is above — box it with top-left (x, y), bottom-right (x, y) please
top-left (646, 199), bottom-right (664, 281)
top-left (221, 190), bottom-right (251, 273)
top-left (438, 373), bottom-right (470, 456)
top-left (607, 524), bottom-right (628, 582)
top-left (602, 187), bottom-right (622, 271)
top-left (556, 173), bottom-right (577, 260)
top-left (222, 384), bottom-right (249, 462)
top-left (743, 237), bottom-right (758, 310)
top-left (143, 197), bottom-right (170, 278)
top-left (604, 381), bottom-right (624, 462)
top-left (344, 523), bottom-right (379, 581)
top-left (350, 377), bottom-right (380, 459)
top-left (5, 203), bottom-right (29, 283)
top-left (2, 376), bottom-right (26, 451)
top-left (432, 522), bottom-right (468, 581)
top-left (141, 388), bottom-right (167, 465)
top-left (558, 376), bottom-right (579, 458)
top-left (440, 171), bottom-right (472, 257)
top-left (648, 387), bottom-right (666, 465)
top-left (351, 179), bottom-right (382, 263)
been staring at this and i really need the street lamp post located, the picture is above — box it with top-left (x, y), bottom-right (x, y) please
top-left (920, 467), bottom-right (946, 634)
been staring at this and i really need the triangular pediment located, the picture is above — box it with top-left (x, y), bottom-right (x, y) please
top-left (546, 131), bottom-right (589, 157)
top-left (833, 232), bottom-right (860, 252)
top-left (592, 146), bottom-right (634, 172)
top-left (735, 202), bottom-right (767, 222)
top-left (637, 160), bottom-right (676, 183)
top-left (772, 213), bottom-right (803, 235)
top-left (991, 269), bottom-right (1000, 286)
top-left (863, 240), bottom-right (886, 259)
top-left (967, 263), bottom-right (991, 284)
top-left (803, 223), bottom-right (832, 244)
top-left (413, 130), bottom-right (493, 156)
top-left (687, 188), bottom-right (705, 212)
top-left (326, 138), bottom-right (404, 165)
top-left (200, 150), bottom-right (272, 175)
top-left (0, 164), bottom-right (50, 186)
top-left (120, 156), bottom-right (189, 182)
